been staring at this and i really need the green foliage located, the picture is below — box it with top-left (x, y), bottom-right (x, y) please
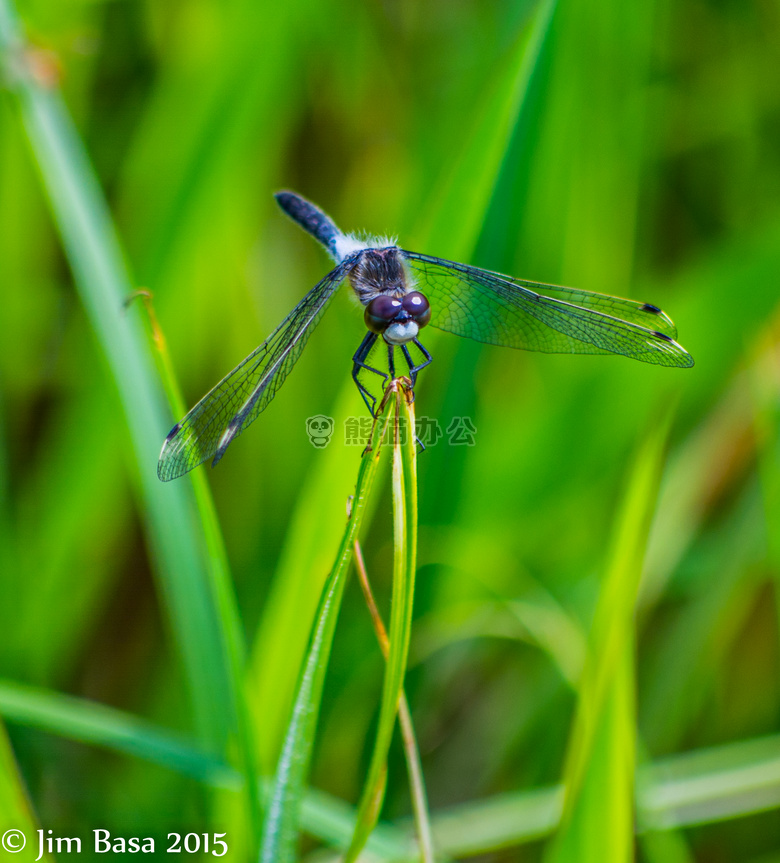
top-left (546, 418), bottom-right (671, 863)
top-left (1, 0), bottom-right (779, 860)
top-left (0, 722), bottom-right (52, 863)
top-left (260, 399), bottom-right (393, 863)
top-left (345, 386), bottom-right (418, 862)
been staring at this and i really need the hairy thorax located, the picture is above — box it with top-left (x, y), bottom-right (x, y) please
top-left (348, 248), bottom-right (413, 305)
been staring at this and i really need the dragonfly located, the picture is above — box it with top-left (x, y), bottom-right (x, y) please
top-left (157, 192), bottom-right (694, 481)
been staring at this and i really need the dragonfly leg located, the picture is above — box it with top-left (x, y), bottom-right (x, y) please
top-left (352, 332), bottom-right (386, 415)
top-left (403, 339), bottom-right (433, 386)
top-left (401, 340), bottom-right (433, 452)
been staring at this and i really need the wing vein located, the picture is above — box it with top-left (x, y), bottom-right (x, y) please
top-left (157, 262), bottom-right (351, 481)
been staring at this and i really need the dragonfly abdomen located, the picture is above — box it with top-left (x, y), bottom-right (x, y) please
top-left (275, 191), bottom-right (341, 259)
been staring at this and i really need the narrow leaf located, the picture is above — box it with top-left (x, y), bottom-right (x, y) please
top-left (414, 0), bottom-right (558, 257)
top-left (5, 678), bottom-right (780, 858)
top-left (0, 679), bottom-right (412, 858)
top-left (0, 0), bottom-right (239, 756)
top-left (545, 414), bottom-right (672, 863)
top-left (354, 538), bottom-right (435, 862)
top-left (0, 721), bottom-right (52, 863)
top-left (260, 401), bottom-right (395, 863)
top-left (345, 383), bottom-right (418, 862)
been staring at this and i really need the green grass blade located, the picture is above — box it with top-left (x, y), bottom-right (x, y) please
top-left (430, 786), bottom-right (563, 857)
top-left (414, 0), bottom-right (557, 257)
top-left (423, 734), bottom-right (780, 858)
top-left (260, 403), bottom-right (395, 863)
top-left (248, 385), bottom-right (388, 771)
top-left (354, 538), bottom-right (435, 862)
top-left (0, 10), bottom-right (262, 851)
top-left (640, 734), bottom-right (780, 830)
top-left (0, 0), bottom-right (244, 759)
top-left (0, 721), bottom-right (52, 863)
top-left (0, 679), bottom-right (232, 786)
top-left (0, 679), bottom-right (412, 858)
top-left (344, 384), bottom-right (418, 862)
top-left (544, 414), bottom-right (672, 863)
top-left (132, 296), bottom-right (262, 845)
top-left (5, 675), bottom-right (780, 859)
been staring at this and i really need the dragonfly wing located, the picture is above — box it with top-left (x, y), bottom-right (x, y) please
top-left (158, 262), bottom-right (351, 481)
top-left (402, 252), bottom-right (693, 368)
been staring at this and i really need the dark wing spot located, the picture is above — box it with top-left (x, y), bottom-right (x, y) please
top-left (166, 422), bottom-right (181, 441)
top-left (640, 303), bottom-right (662, 314)
top-left (653, 330), bottom-right (674, 342)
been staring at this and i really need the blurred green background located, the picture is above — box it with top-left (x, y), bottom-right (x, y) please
top-left (1, 0), bottom-right (780, 860)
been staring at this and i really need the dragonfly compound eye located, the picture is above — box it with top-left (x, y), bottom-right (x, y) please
top-left (401, 291), bottom-right (431, 328)
top-left (365, 295), bottom-right (403, 333)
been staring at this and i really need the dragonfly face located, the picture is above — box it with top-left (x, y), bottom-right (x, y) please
top-left (364, 291), bottom-right (432, 345)
top-left (348, 248), bottom-right (432, 344)
top-left (157, 192), bottom-right (694, 482)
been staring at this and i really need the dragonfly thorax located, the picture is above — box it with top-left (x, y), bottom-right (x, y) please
top-left (349, 247), bottom-right (411, 304)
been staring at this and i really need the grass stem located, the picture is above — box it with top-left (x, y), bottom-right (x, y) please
top-left (259, 396), bottom-right (396, 863)
top-left (345, 380), bottom-right (419, 862)
top-left (129, 290), bottom-right (263, 850)
top-left (353, 537), bottom-right (435, 863)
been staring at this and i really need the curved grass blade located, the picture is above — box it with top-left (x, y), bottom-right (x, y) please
top-left (247, 380), bottom-right (390, 773)
top-left (353, 538), bottom-right (434, 863)
top-left (134, 293), bottom-right (262, 847)
top-left (0, 11), bottom-right (257, 847)
top-left (0, 721), bottom-right (52, 862)
top-left (259, 399), bottom-right (395, 863)
top-left (6, 676), bottom-right (780, 859)
top-left (414, 0), bottom-right (558, 257)
top-left (0, 679), bottom-right (413, 859)
top-left (344, 383), bottom-right (418, 863)
top-left (544, 412), bottom-right (673, 863)
top-left (0, 679), bottom-right (231, 786)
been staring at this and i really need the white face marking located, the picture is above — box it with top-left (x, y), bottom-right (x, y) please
top-left (384, 320), bottom-right (419, 345)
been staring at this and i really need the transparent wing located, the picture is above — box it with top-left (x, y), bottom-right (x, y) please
top-left (402, 252), bottom-right (694, 368)
top-left (158, 262), bottom-right (350, 481)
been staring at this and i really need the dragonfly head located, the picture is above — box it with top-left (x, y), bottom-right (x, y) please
top-left (364, 291), bottom-right (431, 345)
